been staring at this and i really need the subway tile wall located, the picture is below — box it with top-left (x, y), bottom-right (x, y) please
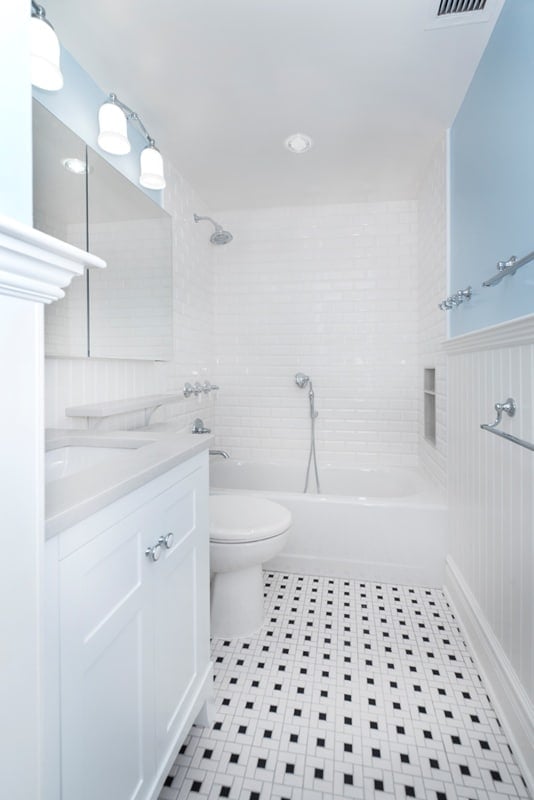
top-left (212, 202), bottom-right (419, 467)
top-left (417, 137), bottom-right (448, 490)
top-left (45, 164), bottom-right (216, 432)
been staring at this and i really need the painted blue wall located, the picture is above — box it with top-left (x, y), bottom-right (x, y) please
top-left (0, 2), bottom-right (32, 224)
top-left (33, 48), bottom-right (162, 205)
top-left (450, 0), bottom-right (534, 336)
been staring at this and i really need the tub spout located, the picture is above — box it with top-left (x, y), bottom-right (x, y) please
top-left (209, 449), bottom-right (230, 459)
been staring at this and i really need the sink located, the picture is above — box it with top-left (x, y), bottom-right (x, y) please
top-left (45, 442), bottom-right (148, 483)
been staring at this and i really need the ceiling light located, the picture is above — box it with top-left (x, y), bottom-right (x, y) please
top-left (62, 158), bottom-right (88, 175)
top-left (285, 133), bottom-right (313, 154)
top-left (30, 2), bottom-right (63, 91)
top-left (97, 93), bottom-right (165, 190)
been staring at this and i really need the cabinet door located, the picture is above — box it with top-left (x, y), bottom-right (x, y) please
top-left (59, 513), bottom-right (155, 800)
top-left (151, 465), bottom-right (210, 762)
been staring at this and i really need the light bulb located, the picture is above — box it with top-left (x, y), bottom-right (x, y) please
top-left (97, 101), bottom-right (130, 155)
top-left (139, 145), bottom-right (166, 190)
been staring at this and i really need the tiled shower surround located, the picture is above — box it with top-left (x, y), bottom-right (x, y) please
top-left (213, 201), bottom-right (419, 468)
top-left (159, 573), bottom-right (528, 800)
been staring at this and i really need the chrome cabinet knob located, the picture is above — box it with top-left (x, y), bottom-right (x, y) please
top-left (183, 382), bottom-right (194, 397)
top-left (145, 543), bottom-right (162, 562)
top-left (159, 532), bottom-right (174, 550)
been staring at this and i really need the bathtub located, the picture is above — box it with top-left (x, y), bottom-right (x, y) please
top-left (210, 461), bottom-right (448, 587)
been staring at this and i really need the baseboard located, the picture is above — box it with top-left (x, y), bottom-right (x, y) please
top-left (267, 553), bottom-right (443, 587)
top-left (445, 556), bottom-right (534, 796)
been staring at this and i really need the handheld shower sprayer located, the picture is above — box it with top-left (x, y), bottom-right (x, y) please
top-left (294, 372), bottom-right (321, 493)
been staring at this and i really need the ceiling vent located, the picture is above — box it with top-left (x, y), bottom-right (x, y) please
top-left (426, 0), bottom-right (502, 29)
top-left (437, 0), bottom-right (487, 15)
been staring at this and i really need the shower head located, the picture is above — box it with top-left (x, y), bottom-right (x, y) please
top-left (193, 213), bottom-right (233, 245)
top-left (295, 372), bottom-right (310, 389)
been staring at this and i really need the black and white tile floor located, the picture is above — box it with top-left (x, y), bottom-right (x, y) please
top-left (158, 572), bottom-right (530, 800)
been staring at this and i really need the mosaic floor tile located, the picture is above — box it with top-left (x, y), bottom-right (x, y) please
top-left (158, 573), bottom-right (530, 800)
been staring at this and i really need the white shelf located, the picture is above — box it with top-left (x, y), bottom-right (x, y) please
top-left (66, 393), bottom-right (183, 420)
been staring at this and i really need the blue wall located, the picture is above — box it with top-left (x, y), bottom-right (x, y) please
top-left (0, 2), bottom-right (32, 224)
top-left (450, 0), bottom-right (534, 336)
top-left (33, 48), bottom-right (162, 205)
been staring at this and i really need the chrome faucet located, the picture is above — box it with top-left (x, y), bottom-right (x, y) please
top-left (192, 417), bottom-right (211, 434)
top-left (209, 449), bottom-right (230, 459)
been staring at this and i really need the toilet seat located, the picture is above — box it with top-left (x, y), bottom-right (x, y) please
top-left (210, 495), bottom-right (292, 544)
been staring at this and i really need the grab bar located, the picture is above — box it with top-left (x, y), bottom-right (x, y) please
top-left (482, 250), bottom-right (534, 288)
top-left (480, 397), bottom-right (534, 452)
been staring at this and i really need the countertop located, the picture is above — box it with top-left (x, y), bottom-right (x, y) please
top-left (45, 428), bottom-right (213, 538)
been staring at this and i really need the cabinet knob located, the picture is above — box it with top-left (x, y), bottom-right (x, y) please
top-left (159, 532), bottom-right (174, 550)
top-left (145, 543), bottom-right (162, 562)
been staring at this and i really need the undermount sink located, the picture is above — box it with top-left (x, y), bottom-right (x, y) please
top-left (46, 442), bottom-right (148, 483)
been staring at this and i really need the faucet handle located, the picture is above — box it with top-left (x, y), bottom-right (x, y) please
top-left (192, 417), bottom-right (211, 434)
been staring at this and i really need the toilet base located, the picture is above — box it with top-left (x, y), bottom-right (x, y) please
top-left (210, 564), bottom-right (264, 638)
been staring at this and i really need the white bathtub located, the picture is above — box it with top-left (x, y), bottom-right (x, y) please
top-left (210, 461), bottom-right (448, 587)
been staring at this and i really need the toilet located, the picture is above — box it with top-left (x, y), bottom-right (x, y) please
top-left (209, 494), bottom-right (292, 638)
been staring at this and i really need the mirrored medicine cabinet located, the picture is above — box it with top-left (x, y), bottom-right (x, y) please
top-left (33, 100), bottom-right (173, 361)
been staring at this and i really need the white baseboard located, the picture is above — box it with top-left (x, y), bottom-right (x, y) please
top-left (445, 556), bottom-right (534, 797)
top-left (267, 553), bottom-right (443, 587)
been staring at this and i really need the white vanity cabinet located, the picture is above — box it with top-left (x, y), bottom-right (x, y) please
top-left (45, 451), bottom-right (212, 800)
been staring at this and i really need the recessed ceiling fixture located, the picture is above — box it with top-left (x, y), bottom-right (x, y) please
top-left (285, 133), bottom-right (313, 155)
top-left (62, 157), bottom-right (88, 175)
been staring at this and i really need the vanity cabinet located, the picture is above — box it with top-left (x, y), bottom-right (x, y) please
top-left (45, 451), bottom-right (211, 800)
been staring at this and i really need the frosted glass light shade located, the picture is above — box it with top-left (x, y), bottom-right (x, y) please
top-left (97, 102), bottom-right (131, 155)
top-left (139, 146), bottom-right (166, 190)
top-left (30, 16), bottom-right (63, 91)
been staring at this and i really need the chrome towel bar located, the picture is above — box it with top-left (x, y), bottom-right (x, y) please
top-left (480, 397), bottom-right (534, 452)
top-left (482, 250), bottom-right (534, 287)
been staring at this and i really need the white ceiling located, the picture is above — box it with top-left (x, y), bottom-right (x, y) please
top-left (45, 0), bottom-right (505, 210)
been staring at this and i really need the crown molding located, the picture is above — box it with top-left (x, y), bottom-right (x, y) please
top-left (0, 214), bottom-right (105, 305)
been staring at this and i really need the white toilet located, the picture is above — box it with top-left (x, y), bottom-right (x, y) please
top-left (209, 494), bottom-right (292, 638)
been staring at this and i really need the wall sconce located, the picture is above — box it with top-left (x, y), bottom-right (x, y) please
top-left (30, 1), bottom-right (64, 91)
top-left (97, 93), bottom-right (166, 190)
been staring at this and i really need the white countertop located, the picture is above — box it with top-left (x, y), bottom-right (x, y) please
top-left (45, 428), bottom-right (213, 538)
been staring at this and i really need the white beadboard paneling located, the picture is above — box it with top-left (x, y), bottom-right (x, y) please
top-left (417, 136), bottom-right (448, 490)
top-left (45, 162), bottom-right (216, 432)
top-left (212, 201), bottom-right (419, 467)
top-left (447, 340), bottom-right (534, 705)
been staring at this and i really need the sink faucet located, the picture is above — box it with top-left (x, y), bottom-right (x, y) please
top-left (209, 449), bottom-right (230, 459)
top-left (192, 417), bottom-right (211, 434)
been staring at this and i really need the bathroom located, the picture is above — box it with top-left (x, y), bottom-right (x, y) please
top-left (1, 0), bottom-right (533, 798)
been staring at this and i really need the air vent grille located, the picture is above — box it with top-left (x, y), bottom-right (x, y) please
top-left (438, 0), bottom-right (487, 15)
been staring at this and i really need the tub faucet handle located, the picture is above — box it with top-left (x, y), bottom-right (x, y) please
top-left (192, 417), bottom-right (211, 434)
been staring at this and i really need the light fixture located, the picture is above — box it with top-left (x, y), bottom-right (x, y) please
top-left (139, 142), bottom-right (165, 190)
top-left (61, 157), bottom-right (88, 175)
top-left (285, 133), bottom-right (313, 154)
top-left (97, 99), bottom-right (130, 155)
top-left (30, 1), bottom-right (64, 91)
top-left (97, 93), bottom-right (166, 189)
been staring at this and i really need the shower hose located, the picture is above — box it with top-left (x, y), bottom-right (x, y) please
top-left (304, 385), bottom-right (321, 494)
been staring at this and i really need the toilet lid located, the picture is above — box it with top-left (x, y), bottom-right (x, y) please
top-left (210, 495), bottom-right (292, 543)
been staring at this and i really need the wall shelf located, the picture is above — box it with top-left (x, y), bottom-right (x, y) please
top-left (66, 393), bottom-right (183, 428)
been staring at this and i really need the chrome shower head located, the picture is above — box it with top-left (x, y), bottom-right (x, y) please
top-left (193, 213), bottom-right (233, 245)
top-left (295, 372), bottom-right (310, 389)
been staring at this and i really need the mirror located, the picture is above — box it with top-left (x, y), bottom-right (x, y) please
top-left (33, 100), bottom-right (173, 361)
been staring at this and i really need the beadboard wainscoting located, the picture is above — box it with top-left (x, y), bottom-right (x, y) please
top-left (445, 316), bottom-right (534, 794)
